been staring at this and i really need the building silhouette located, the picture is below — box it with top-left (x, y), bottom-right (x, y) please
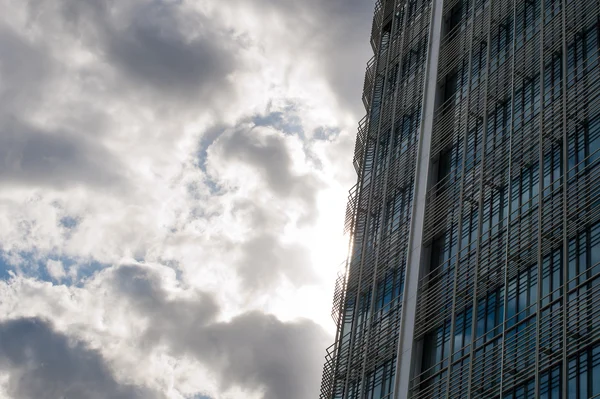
top-left (321, 0), bottom-right (600, 397)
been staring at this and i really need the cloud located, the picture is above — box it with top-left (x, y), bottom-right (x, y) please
top-left (276, 0), bottom-right (374, 114)
top-left (202, 123), bottom-right (323, 292)
top-left (52, 0), bottom-right (241, 104)
top-left (105, 264), bottom-right (330, 399)
top-left (0, 317), bottom-right (163, 399)
top-left (107, 3), bottom-right (238, 100)
top-left (107, 264), bottom-right (220, 332)
top-left (0, 263), bottom-right (332, 399)
top-left (0, 119), bottom-right (124, 190)
top-left (45, 259), bottom-right (66, 282)
top-left (0, 27), bottom-right (55, 116)
top-left (0, 0), bottom-right (372, 397)
top-left (206, 0), bottom-right (373, 117)
top-left (209, 124), bottom-right (321, 213)
top-left (236, 232), bottom-right (315, 291)
top-left (196, 312), bottom-right (328, 399)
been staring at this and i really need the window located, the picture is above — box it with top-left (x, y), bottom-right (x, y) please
top-left (394, 8), bottom-right (405, 37)
top-left (406, 0), bottom-right (421, 23)
top-left (506, 264), bottom-right (538, 326)
top-left (568, 344), bottom-right (600, 398)
top-left (488, 99), bottom-right (512, 139)
top-left (346, 380), bottom-right (360, 399)
top-left (374, 267), bottom-right (405, 314)
top-left (544, 0), bottom-right (560, 20)
top-left (422, 306), bottom-right (473, 380)
top-left (476, 289), bottom-right (504, 343)
top-left (539, 365), bottom-right (562, 399)
top-left (452, 307), bottom-right (473, 359)
top-left (504, 316), bottom-right (537, 378)
top-left (472, 337), bottom-right (503, 395)
top-left (431, 225), bottom-right (459, 274)
top-left (543, 139), bottom-right (563, 195)
top-left (381, 19), bottom-right (392, 39)
top-left (567, 222), bottom-right (600, 347)
top-left (516, 0), bottom-right (540, 48)
top-left (485, 99), bottom-right (511, 159)
top-left (481, 184), bottom-right (508, 237)
top-left (356, 288), bottom-right (373, 332)
top-left (364, 359), bottom-right (395, 399)
top-left (370, 75), bottom-right (385, 134)
top-left (340, 295), bottom-right (356, 346)
top-left (568, 116), bottom-right (600, 178)
top-left (471, 40), bottom-right (487, 86)
top-left (387, 63), bottom-right (400, 96)
top-left (544, 51), bottom-right (562, 105)
top-left (461, 203), bottom-right (479, 251)
top-left (439, 62), bottom-right (469, 111)
top-left (503, 379), bottom-right (536, 399)
top-left (514, 74), bottom-right (541, 125)
top-left (464, 118), bottom-right (484, 177)
top-left (422, 319), bottom-right (452, 374)
top-left (401, 38), bottom-right (427, 85)
top-left (444, 0), bottom-right (467, 37)
top-left (393, 108), bottom-right (420, 160)
top-left (378, 27), bottom-right (392, 69)
top-left (490, 19), bottom-right (513, 73)
top-left (504, 366), bottom-right (561, 398)
top-left (368, 207), bottom-right (383, 248)
top-left (385, 187), bottom-right (412, 235)
top-left (383, 0), bottom-right (395, 21)
top-left (541, 246), bottom-right (563, 306)
top-left (438, 142), bottom-right (462, 183)
top-left (567, 22), bottom-right (600, 89)
top-left (443, 69), bottom-right (459, 104)
top-left (510, 163), bottom-right (539, 218)
top-left (473, 0), bottom-right (486, 12)
top-left (568, 222), bottom-right (600, 289)
top-left (376, 129), bottom-right (390, 177)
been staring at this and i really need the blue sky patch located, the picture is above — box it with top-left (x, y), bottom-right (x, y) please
top-left (59, 215), bottom-right (80, 229)
top-left (252, 110), bottom-right (304, 138)
top-left (0, 251), bottom-right (110, 286)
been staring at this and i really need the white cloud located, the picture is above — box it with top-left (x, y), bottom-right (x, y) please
top-left (45, 259), bottom-right (66, 282)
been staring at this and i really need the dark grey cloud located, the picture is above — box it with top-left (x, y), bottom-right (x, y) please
top-left (312, 0), bottom-right (375, 116)
top-left (215, 125), bottom-right (321, 211)
top-left (199, 312), bottom-right (328, 399)
top-left (52, 0), bottom-right (240, 103)
top-left (109, 264), bottom-right (330, 399)
top-left (0, 27), bottom-right (55, 115)
top-left (219, 127), bottom-right (296, 196)
top-left (0, 29), bottom-right (122, 190)
top-left (0, 317), bottom-right (162, 399)
top-left (0, 119), bottom-right (124, 189)
top-left (107, 3), bottom-right (237, 100)
top-left (110, 264), bottom-right (220, 339)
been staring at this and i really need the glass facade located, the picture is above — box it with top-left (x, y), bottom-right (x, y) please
top-left (321, 0), bottom-right (600, 398)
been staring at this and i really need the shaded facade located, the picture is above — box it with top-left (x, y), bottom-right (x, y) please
top-left (321, 0), bottom-right (600, 397)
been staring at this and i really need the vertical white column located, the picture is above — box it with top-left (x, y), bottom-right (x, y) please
top-left (393, 0), bottom-right (443, 396)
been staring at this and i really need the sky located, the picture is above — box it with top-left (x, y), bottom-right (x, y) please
top-left (0, 1), bottom-right (374, 398)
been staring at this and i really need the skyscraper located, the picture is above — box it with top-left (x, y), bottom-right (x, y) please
top-left (321, 0), bottom-right (600, 397)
